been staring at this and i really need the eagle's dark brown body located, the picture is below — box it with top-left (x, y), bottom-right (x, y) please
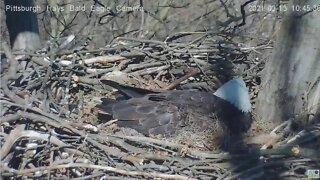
top-left (96, 79), bottom-right (252, 148)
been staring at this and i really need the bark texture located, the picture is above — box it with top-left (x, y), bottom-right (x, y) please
top-left (256, 0), bottom-right (320, 128)
top-left (4, 0), bottom-right (41, 50)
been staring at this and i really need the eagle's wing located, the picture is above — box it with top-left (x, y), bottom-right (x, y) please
top-left (97, 79), bottom-right (253, 138)
top-left (97, 91), bottom-right (218, 136)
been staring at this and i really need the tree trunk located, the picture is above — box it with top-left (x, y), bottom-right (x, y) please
top-left (4, 0), bottom-right (41, 50)
top-left (256, 0), bottom-right (320, 129)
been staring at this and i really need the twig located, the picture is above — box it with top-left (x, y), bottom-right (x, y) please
top-left (82, 55), bottom-right (128, 65)
top-left (1, 162), bottom-right (196, 180)
top-left (165, 68), bottom-right (200, 90)
top-left (0, 126), bottom-right (68, 160)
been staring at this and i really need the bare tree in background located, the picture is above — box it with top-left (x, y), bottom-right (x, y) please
top-left (4, 0), bottom-right (41, 50)
top-left (256, 0), bottom-right (320, 129)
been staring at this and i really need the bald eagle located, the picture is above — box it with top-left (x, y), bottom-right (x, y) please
top-left (96, 78), bottom-right (252, 139)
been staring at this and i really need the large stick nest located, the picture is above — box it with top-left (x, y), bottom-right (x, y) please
top-left (1, 31), bottom-right (319, 179)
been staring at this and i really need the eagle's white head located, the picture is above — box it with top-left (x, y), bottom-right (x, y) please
top-left (214, 78), bottom-right (251, 113)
